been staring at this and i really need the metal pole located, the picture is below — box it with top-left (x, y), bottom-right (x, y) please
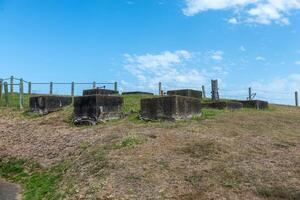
top-left (211, 80), bottom-right (219, 101)
top-left (295, 91), bottom-right (298, 107)
top-left (248, 87), bottom-right (252, 100)
top-left (19, 79), bottom-right (24, 109)
top-left (28, 82), bottom-right (32, 95)
top-left (4, 82), bottom-right (9, 106)
top-left (159, 82), bottom-right (162, 96)
top-left (10, 76), bottom-right (14, 94)
top-left (114, 82), bottom-right (118, 92)
top-left (0, 80), bottom-right (2, 99)
top-left (50, 82), bottom-right (53, 95)
top-left (93, 81), bottom-right (96, 89)
top-left (71, 82), bottom-right (75, 97)
top-left (202, 85), bottom-right (206, 99)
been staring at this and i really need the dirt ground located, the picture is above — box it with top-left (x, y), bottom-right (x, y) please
top-left (0, 105), bottom-right (300, 199)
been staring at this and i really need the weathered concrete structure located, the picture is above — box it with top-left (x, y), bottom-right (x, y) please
top-left (122, 91), bottom-right (154, 95)
top-left (83, 88), bottom-right (118, 96)
top-left (202, 101), bottom-right (243, 110)
top-left (167, 89), bottom-right (202, 99)
top-left (74, 95), bottom-right (123, 125)
top-left (235, 100), bottom-right (268, 110)
top-left (29, 95), bottom-right (72, 115)
top-left (140, 95), bottom-right (201, 121)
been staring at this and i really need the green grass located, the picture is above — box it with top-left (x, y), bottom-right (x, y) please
top-left (0, 93), bottom-right (30, 108)
top-left (114, 135), bottom-right (144, 149)
top-left (122, 94), bottom-right (155, 113)
top-left (0, 158), bottom-right (69, 200)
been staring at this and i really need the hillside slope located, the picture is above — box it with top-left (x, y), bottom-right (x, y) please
top-left (0, 102), bottom-right (300, 199)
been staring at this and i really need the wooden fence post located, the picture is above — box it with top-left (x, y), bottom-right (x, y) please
top-left (71, 82), bottom-right (75, 97)
top-left (4, 82), bottom-right (9, 106)
top-left (202, 85), bottom-right (206, 99)
top-left (248, 87), bottom-right (252, 100)
top-left (114, 82), bottom-right (118, 92)
top-left (0, 80), bottom-right (2, 99)
top-left (93, 81), bottom-right (96, 89)
top-left (159, 82), bottom-right (162, 96)
top-left (295, 91), bottom-right (298, 107)
top-left (19, 79), bottom-right (24, 109)
top-left (28, 82), bottom-right (32, 95)
top-left (50, 82), bottom-right (53, 95)
top-left (211, 80), bottom-right (219, 101)
top-left (10, 76), bottom-right (14, 94)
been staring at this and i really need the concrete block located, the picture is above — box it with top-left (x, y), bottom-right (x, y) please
top-left (235, 100), bottom-right (268, 110)
top-left (122, 91), bottom-right (154, 95)
top-left (140, 95), bottom-right (201, 121)
top-left (29, 95), bottom-right (72, 115)
top-left (74, 95), bottom-right (123, 125)
top-left (83, 88), bottom-right (118, 96)
top-left (202, 101), bottom-right (243, 110)
top-left (167, 89), bottom-right (202, 99)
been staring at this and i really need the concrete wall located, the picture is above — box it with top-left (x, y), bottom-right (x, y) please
top-left (74, 95), bottom-right (123, 124)
top-left (83, 88), bottom-right (118, 96)
top-left (235, 100), bottom-right (269, 110)
top-left (202, 101), bottom-right (243, 110)
top-left (140, 95), bottom-right (201, 121)
top-left (29, 95), bottom-right (72, 114)
top-left (167, 89), bottom-right (202, 99)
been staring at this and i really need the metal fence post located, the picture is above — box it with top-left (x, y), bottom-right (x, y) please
top-left (211, 80), bottom-right (219, 101)
top-left (50, 82), bottom-right (53, 95)
top-left (10, 76), bottom-right (14, 94)
top-left (248, 87), bottom-right (252, 100)
top-left (19, 79), bottom-right (24, 109)
top-left (0, 80), bottom-right (2, 99)
top-left (28, 82), bottom-right (32, 95)
top-left (295, 91), bottom-right (298, 107)
top-left (114, 82), bottom-right (118, 92)
top-left (202, 85), bottom-right (206, 99)
top-left (159, 82), bottom-right (162, 96)
top-left (4, 82), bottom-right (9, 106)
top-left (71, 82), bottom-right (75, 97)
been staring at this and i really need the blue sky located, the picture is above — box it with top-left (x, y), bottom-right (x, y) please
top-left (0, 0), bottom-right (300, 104)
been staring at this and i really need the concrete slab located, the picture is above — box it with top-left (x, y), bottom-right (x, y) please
top-left (234, 100), bottom-right (269, 110)
top-left (83, 88), bottom-right (118, 96)
top-left (122, 91), bottom-right (154, 95)
top-left (202, 101), bottom-right (243, 110)
top-left (29, 95), bottom-right (72, 115)
top-left (167, 89), bottom-right (202, 99)
top-left (140, 95), bottom-right (201, 121)
top-left (74, 95), bottom-right (123, 125)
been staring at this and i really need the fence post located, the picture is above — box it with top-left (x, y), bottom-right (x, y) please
top-left (71, 82), bottom-right (75, 97)
top-left (211, 80), bottom-right (219, 101)
top-left (4, 82), bottom-right (9, 106)
top-left (248, 87), bottom-right (252, 100)
top-left (28, 82), bottom-right (32, 95)
top-left (10, 76), bottom-right (14, 94)
top-left (0, 80), bottom-right (2, 99)
top-left (19, 79), bottom-right (24, 109)
top-left (295, 91), bottom-right (298, 107)
top-left (114, 82), bottom-right (118, 92)
top-left (93, 81), bottom-right (96, 89)
top-left (159, 82), bottom-right (162, 96)
top-left (50, 82), bottom-right (53, 95)
top-left (202, 85), bottom-right (206, 99)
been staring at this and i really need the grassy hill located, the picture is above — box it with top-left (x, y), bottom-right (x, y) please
top-left (0, 94), bottom-right (299, 200)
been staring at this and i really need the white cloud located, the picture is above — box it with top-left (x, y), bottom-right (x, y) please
top-left (123, 50), bottom-right (227, 92)
top-left (228, 17), bottom-right (239, 24)
top-left (295, 61), bottom-right (300, 65)
top-left (256, 56), bottom-right (266, 61)
top-left (211, 51), bottom-right (224, 60)
top-left (240, 46), bottom-right (246, 52)
top-left (183, 0), bottom-right (300, 25)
